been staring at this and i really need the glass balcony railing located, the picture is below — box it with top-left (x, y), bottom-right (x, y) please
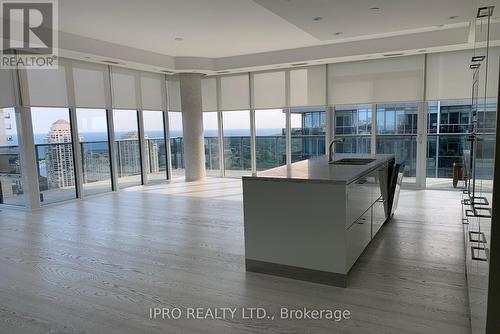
top-left (145, 138), bottom-right (167, 182)
top-left (80, 141), bottom-right (112, 195)
top-left (35, 142), bottom-right (77, 204)
top-left (0, 146), bottom-right (24, 206)
top-left (291, 135), bottom-right (325, 163)
top-left (204, 137), bottom-right (220, 172)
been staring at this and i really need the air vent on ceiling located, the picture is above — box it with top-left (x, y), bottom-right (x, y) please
top-left (291, 62), bottom-right (308, 66)
top-left (102, 60), bottom-right (121, 65)
top-left (383, 53), bottom-right (404, 57)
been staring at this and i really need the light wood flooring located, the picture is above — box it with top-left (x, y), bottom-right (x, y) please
top-left (0, 178), bottom-right (470, 334)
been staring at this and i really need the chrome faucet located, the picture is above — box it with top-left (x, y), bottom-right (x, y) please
top-left (328, 138), bottom-right (345, 163)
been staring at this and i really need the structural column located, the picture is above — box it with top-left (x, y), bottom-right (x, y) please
top-left (179, 73), bottom-right (206, 181)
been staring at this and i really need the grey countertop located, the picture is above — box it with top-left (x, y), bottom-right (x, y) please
top-left (243, 154), bottom-right (394, 184)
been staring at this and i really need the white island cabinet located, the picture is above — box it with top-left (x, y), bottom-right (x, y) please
top-left (243, 154), bottom-right (394, 287)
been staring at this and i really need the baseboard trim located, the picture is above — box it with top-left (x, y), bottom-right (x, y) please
top-left (245, 259), bottom-right (347, 288)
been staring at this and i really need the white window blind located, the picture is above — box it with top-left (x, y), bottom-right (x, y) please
top-left (201, 77), bottom-right (217, 111)
top-left (220, 74), bottom-right (249, 110)
top-left (166, 77), bottom-right (182, 111)
top-left (328, 55), bottom-right (425, 105)
top-left (111, 67), bottom-right (139, 109)
top-left (290, 65), bottom-right (326, 107)
top-left (253, 71), bottom-right (286, 109)
top-left (141, 72), bottom-right (164, 110)
top-left (0, 69), bottom-right (16, 108)
top-left (72, 60), bottom-right (109, 108)
top-left (24, 59), bottom-right (69, 107)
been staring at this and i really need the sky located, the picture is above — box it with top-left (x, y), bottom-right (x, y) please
top-left (21, 107), bottom-right (302, 142)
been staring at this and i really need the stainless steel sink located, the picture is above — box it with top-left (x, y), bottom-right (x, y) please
top-left (330, 158), bottom-right (376, 165)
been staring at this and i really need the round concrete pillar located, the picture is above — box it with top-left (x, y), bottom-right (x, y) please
top-left (179, 73), bottom-right (206, 181)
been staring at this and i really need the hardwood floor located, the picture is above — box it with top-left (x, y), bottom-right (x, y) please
top-left (0, 178), bottom-right (470, 334)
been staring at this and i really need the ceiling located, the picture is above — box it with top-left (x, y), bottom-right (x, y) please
top-left (59, 0), bottom-right (482, 58)
top-left (14, 0), bottom-right (500, 73)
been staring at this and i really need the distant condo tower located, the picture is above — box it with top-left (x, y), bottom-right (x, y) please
top-left (45, 119), bottom-right (75, 189)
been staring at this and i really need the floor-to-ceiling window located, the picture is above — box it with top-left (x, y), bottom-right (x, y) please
top-left (334, 104), bottom-right (372, 153)
top-left (203, 112), bottom-right (220, 176)
top-left (31, 107), bottom-right (77, 204)
top-left (113, 109), bottom-right (142, 189)
top-left (76, 108), bottom-right (112, 196)
top-left (168, 111), bottom-right (184, 178)
top-left (290, 106), bottom-right (326, 163)
top-left (222, 110), bottom-right (251, 177)
top-left (0, 107), bottom-right (24, 206)
top-left (376, 102), bottom-right (418, 180)
top-left (255, 109), bottom-right (286, 170)
top-left (426, 99), bottom-right (496, 189)
top-left (143, 110), bottom-right (167, 183)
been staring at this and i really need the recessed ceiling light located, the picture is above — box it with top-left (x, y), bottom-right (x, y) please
top-left (333, 32), bottom-right (343, 36)
top-left (448, 15), bottom-right (459, 19)
top-left (174, 37), bottom-right (184, 41)
top-left (312, 16), bottom-right (323, 21)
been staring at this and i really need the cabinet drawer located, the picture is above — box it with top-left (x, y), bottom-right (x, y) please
top-left (346, 209), bottom-right (371, 269)
top-left (347, 177), bottom-right (373, 227)
top-left (372, 196), bottom-right (387, 238)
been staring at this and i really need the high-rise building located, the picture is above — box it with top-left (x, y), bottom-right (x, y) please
top-left (146, 139), bottom-right (160, 173)
top-left (115, 132), bottom-right (160, 176)
top-left (45, 119), bottom-right (75, 189)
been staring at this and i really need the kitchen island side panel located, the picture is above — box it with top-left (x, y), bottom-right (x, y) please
top-left (243, 179), bottom-right (347, 274)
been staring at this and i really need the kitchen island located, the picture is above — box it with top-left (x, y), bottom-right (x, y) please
top-left (242, 154), bottom-right (396, 287)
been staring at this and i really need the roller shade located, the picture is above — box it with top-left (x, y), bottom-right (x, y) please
top-left (253, 71), bottom-right (286, 109)
top-left (290, 65), bottom-right (326, 107)
top-left (110, 67), bottom-right (139, 109)
top-left (0, 69), bottom-right (16, 107)
top-left (220, 74), bottom-right (249, 110)
top-left (72, 60), bottom-right (109, 108)
top-left (426, 50), bottom-right (472, 100)
top-left (166, 76), bottom-right (182, 111)
top-left (23, 58), bottom-right (69, 107)
top-left (201, 77), bottom-right (217, 111)
top-left (328, 55), bottom-right (425, 105)
top-left (141, 72), bottom-right (164, 110)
